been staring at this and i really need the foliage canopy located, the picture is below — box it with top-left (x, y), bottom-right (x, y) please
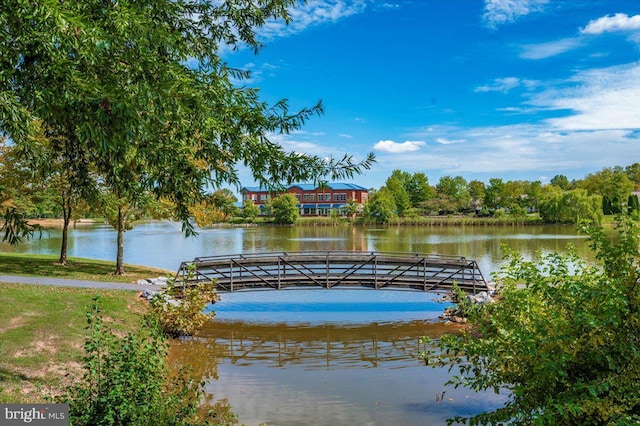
top-left (0, 0), bottom-right (374, 237)
top-left (423, 217), bottom-right (640, 425)
top-left (271, 193), bottom-right (299, 224)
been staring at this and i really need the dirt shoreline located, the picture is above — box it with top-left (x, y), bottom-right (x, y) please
top-left (27, 218), bottom-right (101, 228)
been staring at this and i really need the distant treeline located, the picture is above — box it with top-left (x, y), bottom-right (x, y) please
top-left (360, 165), bottom-right (639, 224)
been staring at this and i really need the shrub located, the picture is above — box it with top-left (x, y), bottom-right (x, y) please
top-left (58, 297), bottom-right (236, 425)
top-left (422, 216), bottom-right (640, 425)
top-left (150, 273), bottom-right (216, 338)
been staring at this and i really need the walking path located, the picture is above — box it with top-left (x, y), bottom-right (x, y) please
top-left (0, 275), bottom-right (167, 291)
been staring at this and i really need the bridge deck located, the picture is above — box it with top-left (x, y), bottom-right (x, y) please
top-left (174, 251), bottom-right (490, 294)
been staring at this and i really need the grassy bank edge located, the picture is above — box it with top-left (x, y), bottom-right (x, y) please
top-left (0, 283), bottom-right (147, 404)
top-left (0, 256), bottom-right (174, 403)
top-left (0, 252), bottom-right (173, 283)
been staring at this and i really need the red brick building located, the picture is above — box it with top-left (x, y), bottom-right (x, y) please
top-left (241, 183), bottom-right (369, 216)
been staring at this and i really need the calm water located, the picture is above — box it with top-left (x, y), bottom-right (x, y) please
top-left (2, 221), bottom-right (594, 425)
top-left (2, 221), bottom-right (592, 275)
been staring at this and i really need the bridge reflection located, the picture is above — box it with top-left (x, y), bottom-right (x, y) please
top-left (191, 320), bottom-right (456, 369)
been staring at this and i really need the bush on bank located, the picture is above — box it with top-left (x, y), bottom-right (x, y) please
top-left (422, 216), bottom-right (640, 425)
top-left (58, 297), bottom-right (236, 426)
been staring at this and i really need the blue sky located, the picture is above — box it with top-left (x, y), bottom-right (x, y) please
top-left (225, 0), bottom-right (640, 191)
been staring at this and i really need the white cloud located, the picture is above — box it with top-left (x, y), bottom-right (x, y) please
top-left (338, 133), bottom-right (354, 138)
top-left (267, 132), bottom-right (328, 156)
top-left (520, 37), bottom-right (582, 59)
top-left (373, 140), bottom-right (426, 153)
top-left (496, 106), bottom-right (541, 114)
top-left (260, 0), bottom-right (367, 40)
top-left (435, 137), bottom-right (464, 145)
top-left (386, 124), bottom-right (638, 176)
top-left (483, 0), bottom-right (549, 29)
top-left (581, 13), bottom-right (640, 35)
top-left (386, 61), bottom-right (640, 177)
top-left (535, 61), bottom-right (640, 130)
top-left (291, 130), bottom-right (326, 137)
top-left (475, 77), bottom-right (538, 93)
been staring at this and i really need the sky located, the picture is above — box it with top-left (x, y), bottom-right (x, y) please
top-left (223, 0), bottom-right (640, 192)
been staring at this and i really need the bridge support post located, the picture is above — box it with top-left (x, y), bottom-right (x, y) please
top-left (326, 254), bottom-right (329, 289)
top-left (374, 255), bottom-right (378, 289)
top-left (423, 257), bottom-right (427, 291)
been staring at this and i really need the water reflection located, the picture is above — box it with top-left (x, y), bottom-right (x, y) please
top-left (197, 320), bottom-right (453, 369)
top-left (170, 317), bottom-right (507, 426)
top-left (1, 221), bottom-right (595, 278)
top-left (169, 290), bottom-right (507, 425)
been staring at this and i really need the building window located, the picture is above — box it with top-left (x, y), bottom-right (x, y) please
top-left (260, 194), bottom-right (267, 201)
top-left (310, 194), bottom-right (316, 201)
top-left (251, 194), bottom-right (257, 201)
top-left (295, 194), bottom-right (301, 201)
top-left (333, 193), bottom-right (340, 201)
top-left (340, 193), bottom-right (347, 201)
top-left (303, 194), bottom-right (309, 201)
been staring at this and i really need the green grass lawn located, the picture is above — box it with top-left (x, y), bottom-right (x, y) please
top-left (0, 255), bottom-right (169, 403)
top-left (0, 252), bottom-right (173, 283)
top-left (0, 283), bottom-right (147, 403)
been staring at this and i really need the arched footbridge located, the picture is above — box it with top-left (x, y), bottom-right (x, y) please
top-left (174, 251), bottom-right (490, 294)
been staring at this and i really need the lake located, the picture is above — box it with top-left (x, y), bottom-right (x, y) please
top-left (2, 221), bottom-right (594, 425)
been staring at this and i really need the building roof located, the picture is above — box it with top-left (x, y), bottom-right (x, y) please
top-left (242, 183), bottom-right (368, 192)
top-left (241, 186), bottom-right (264, 192)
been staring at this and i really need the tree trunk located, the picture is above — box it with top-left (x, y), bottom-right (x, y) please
top-left (115, 204), bottom-right (125, 275)
top-left (58, 192), bottom-right (71, 265)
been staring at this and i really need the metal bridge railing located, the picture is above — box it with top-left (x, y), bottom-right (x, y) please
top-left (174, 251), bottom-right (489, 294)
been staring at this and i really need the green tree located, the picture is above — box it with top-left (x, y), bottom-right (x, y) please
top-left (629, 193), bottom-right (640, 217)
top-left (484, 178), bottom-right (505, 210)
top-left (625, 163), bottom-right (640, 189)
top-left (344, 199), bottom-right (359, 219)
top-left (364, 188), bottom-right (396, 223)
top-left (242, 199), bottom-right (261, 222)
top-left (0, 141), bottom-right (34, 245)
top-left (190, 189), bottom-right (239, 227)
top-left (423, 216), bottom-right (640, 425)
top-left (577, 167), bottom-right (634, 214)
top-left (18, 121), bottom-right (98, 265)
top-left (502, 180), bottom-right (525, 209)
top-left (0, 205), bottom-right (35, 245)
top-left (436, 175), bottom-right (470, 212)
top-left (385, 170), bottom-right (411, 216)
top-left (550, 174), bottom-right (571, 190)
top-left (1, 0), bottom-right (374, 251)
top-left (524, 180), bottom-right (543, 212)
top-left (407, 172), bottom-right (435, 208)
top-left (468, 180), bottom-right (485, 210)
top-left (539, 187), bottom-right (602, 224)
top-left (271, 193), bottom-right (299, 224)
